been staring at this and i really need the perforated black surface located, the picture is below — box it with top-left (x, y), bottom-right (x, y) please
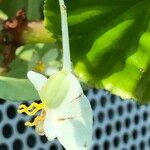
top-left (0, 89), bottom-right (150, 150)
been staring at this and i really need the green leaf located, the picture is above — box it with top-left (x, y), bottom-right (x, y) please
top-left (0, 77), bottom-right (39, 101)
top-left (44, 0), bottom-right (150, 103)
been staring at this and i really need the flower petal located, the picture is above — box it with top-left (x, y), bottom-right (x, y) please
top-left (44, 73), bottom-right (93, 149)
top-left (39, 71), bottom-right (82, 108)
top-left (27, 71), bottom-right (47, 91)
top-left (52, 94), bottom-right (93, 150)
top-left (44, 110), bottom-right (57, 141)
top-left (40, 71), bottom-right (93, 149)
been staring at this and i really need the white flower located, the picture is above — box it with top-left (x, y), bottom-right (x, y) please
top-left (18, 0), bottom-right (93, 149)
top-left (20, 70), bottom-right (93, 150)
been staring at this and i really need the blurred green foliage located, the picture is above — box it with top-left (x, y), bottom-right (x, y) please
top-left (44, 0), bottom-right (150, 103)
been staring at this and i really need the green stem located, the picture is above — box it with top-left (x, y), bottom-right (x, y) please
top-left (58, 0), bottom-right (71, 71)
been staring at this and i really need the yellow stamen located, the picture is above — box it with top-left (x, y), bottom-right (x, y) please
top-left (35, 61), bottom-right (45, 72)
top-left (25, 115), bottom-right (44, 126)
top-left (18, 102), bottom-right (46, 127)
top-left (18, 102), bottom-right (45, 115)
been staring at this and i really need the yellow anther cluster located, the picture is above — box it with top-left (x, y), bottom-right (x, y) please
top-left (25, 114), bottom-right (45, 126)
top-left (35, 61), bottom-right (46, 72)
top-left (18, 102), bottom-right (45, 127)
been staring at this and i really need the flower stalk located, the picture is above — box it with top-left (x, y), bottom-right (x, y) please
top-left (58, 0), bottom-right (72, 71)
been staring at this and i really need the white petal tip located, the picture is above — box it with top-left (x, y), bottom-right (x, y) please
top-left (27, 70), bottom-right (47, 91)
top-left (27, 71), bottom-right (39, 79)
